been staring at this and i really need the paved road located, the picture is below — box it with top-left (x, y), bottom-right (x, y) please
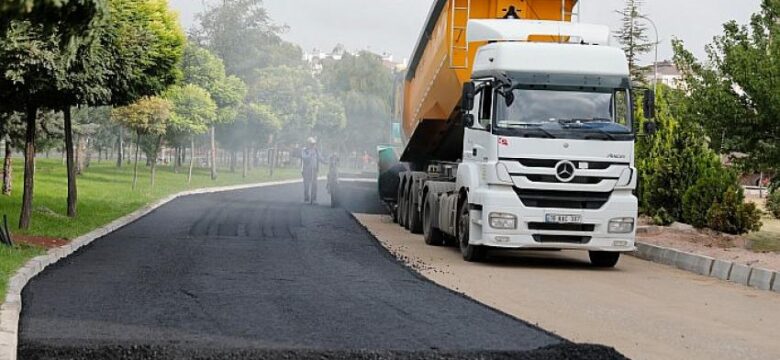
top-left (357, 214), bottom-right (780, 360)
top-left (19, 181), bottom-right (624, 359)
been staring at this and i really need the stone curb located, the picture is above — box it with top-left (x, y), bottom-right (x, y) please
top-left (0, 178), bottom-right (304, 360)
top-left (631, 240), bottom-right (778, 295)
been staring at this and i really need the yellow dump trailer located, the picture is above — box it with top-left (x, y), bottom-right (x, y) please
top-left (401, 0), bottom-right (578, 162)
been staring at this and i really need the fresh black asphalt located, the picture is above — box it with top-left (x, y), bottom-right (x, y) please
top-left (19, 180), bottom-right (626, 359)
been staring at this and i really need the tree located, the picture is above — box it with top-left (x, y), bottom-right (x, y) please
top-left (635, 85), bottom-right (719, 224)
top-left (319, 52), bottom-right (394, 155)
top-left (0, 0), bottom-right (183, 227)
top-left (0, 0), bottom-right (107, 45)
top-left (0, 21), bottom-right (69, 229)
top-left (192, 0), bottom-right (301, 82)
top-left (112, 97), bottom-right (172, 189)
top-left (166, 84), bottom-right (215, 183)
top-left (614, 0), bottom-right (654, 84)
top-left (673, 0), bottom-right (780, 179)
top-left (180, 44), bottom-right (246, 180)
top-left (56, 26), bottom-right (111, 218)
top-left (250, 65), bottom-right (318, 144)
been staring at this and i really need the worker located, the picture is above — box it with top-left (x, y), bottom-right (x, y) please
top-left (301, 137), bottom-right (324, 204)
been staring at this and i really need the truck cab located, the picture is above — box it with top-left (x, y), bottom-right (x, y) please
top-left (455, 21), bottom-right (638, 264)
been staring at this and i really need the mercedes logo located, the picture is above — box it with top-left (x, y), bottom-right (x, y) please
top-left (555, 160), bottom-right (577, 183)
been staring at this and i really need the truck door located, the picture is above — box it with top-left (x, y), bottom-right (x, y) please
top-left (464, 83), bottom-right (494, 163)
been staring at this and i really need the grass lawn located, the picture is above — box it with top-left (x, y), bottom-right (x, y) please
top-left (0, 157), bottom-right (299, 299)
top-left (748, 216), bottom-right (780, 253)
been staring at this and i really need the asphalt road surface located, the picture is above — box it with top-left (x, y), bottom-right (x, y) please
top-left (19, 181), bottom-right (625, 359)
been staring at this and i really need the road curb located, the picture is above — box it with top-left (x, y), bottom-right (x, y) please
top-left (0, 178), bottom-right (303, 360)
top-left (631, 240), bottom-right (778, 295)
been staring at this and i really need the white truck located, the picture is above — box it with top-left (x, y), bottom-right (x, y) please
top-left (378, 0), bottom-right (655, 267)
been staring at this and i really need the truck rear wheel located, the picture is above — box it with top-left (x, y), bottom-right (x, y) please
top-left (589, 251), bottom-right (621, 268)
top-left (408, 182), bottom-right (423, 234)
top-left (423, 192), bottom-right (444, 246)
top-left (458, 201), bottom-right (486, 262)
top-left (397, 183), bottom-right (407, 228)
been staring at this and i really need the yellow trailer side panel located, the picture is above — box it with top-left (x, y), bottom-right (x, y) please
top-left (403, 0), bottom-right (577, 144)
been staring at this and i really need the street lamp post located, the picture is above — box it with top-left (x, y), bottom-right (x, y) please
top-left (638, 15), bottom-right (660, 94)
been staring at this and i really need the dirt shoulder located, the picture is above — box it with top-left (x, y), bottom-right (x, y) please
top-left (638, 224), bottom-right (780, 272)
top-left (355, 214), bottom-right (780, 360)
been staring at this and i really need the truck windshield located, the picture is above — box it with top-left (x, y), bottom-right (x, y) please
top-left (494, 88), bottom-right (633, 141)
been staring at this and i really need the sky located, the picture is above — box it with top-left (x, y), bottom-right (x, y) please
top-left (170, 0), bottom-right (762, 65)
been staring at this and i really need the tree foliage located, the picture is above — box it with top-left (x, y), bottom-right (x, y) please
top-left (166, 84), bottom-right (215, 136)
top-left (636, 86), bottom-right (722, 224)
top-left (101, 0), bottom-right (185, 106)
top-left (614, 0), bottom-right (654, 83)
top-left (112, 96), bottom-right (171, 136)
top-left (673, 0), bottom-right (780, 176)
top-left (0, 0), bottom-right (107, 44)
top-left (193, 0), bottom-right (301, 82)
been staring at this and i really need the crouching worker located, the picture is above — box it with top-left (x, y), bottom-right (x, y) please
top-left (301, 137), bottom-right (324, 204)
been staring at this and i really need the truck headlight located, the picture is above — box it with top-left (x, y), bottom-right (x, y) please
top-left (608, 218), bottom-right (635, 234)
top-left (489, 213), bottom-right (517, 229)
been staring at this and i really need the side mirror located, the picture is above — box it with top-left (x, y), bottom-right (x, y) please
top-left (504, 91), bottom-right (515, 107)
top-left (644, 121), bottom-right (658, 135)
top-left (463, 113), bottom-right (475, 128)
top-left (643, 89), bottom-right (656, 119)
top-left (461, 82), bottom-right (476, 111)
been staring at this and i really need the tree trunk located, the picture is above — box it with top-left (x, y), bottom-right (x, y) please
top-left (19, 106), bottom-right (37, 230)
top-left (210, 126), bottom-right (217, 180)
top-left (230, 151), bottom-right (236, 173)
top-left (242, 146), bottom-right (248, 178)
top-left (85, 137), bottom-right (92, 169)
top-left (150, 135), bottom-right (163, 188)
top-left (75, 134), bottom-right (82, 175)
top-left (2, 141), bottom-right (12, 196)
top-left (269, 146), bottom-right (276, 178)
top-left (132, 131), bottom-right (140, 190)
top-left (188, 136), bottom-right (195, 184)
top-left (172, 146), bottom-right (179, 174)
top-left (64, 106), bottom-right (77, 218)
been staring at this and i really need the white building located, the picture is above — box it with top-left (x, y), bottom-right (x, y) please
top-left (646, 60), bottom-right (683, 89)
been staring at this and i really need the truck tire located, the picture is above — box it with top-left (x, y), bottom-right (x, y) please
top-left (408, 182), bottom-right (423, 234)
top-left (397, 180), bottom-right (407, 228)
top-left (589, 251), bottom-right (620, 268)
top-left (423, 192), bottom-right (444, 246)
top-left (403, 183), bottom-right (412, 230)
top-left (458, 201), bottom-right (486, 262)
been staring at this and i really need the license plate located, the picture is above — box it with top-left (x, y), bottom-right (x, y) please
top-left (545, 214), bottom-right (582, 224)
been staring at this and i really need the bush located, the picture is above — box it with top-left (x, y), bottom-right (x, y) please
top-left (682, 168), bottom-right (738, 228)
top-left (706, 186), bottom-right (763, 235)
top-left (767, 190), bottom-right (780, 219)
top-left (637, 86), bottom-right (722, 222)
top-left (651, 207), bottom-right (675, 226)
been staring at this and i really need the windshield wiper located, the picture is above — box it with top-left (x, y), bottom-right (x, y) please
top-left (582, 127), bottom-right (618, 140)
top-left (498, 122), bottom-right (557, 139)
top-left (558, 118), bottom-right (613, 125)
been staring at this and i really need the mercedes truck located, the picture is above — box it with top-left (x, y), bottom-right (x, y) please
top-left (378, 0), bottom-right (655, 267)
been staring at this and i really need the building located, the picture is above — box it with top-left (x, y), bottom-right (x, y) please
top-left (645, 60), bottom-right (683, 89)
top-left (303, 45), bottom-right (407, 74)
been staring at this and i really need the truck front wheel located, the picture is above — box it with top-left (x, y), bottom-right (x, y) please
top-left (458, 201), bottom-right (486, 262)
top-left (589, 251), bottom-right (621, 268)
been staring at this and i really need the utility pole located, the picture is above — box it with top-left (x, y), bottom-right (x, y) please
top-left (639, 15), bottom-right (659, 94)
